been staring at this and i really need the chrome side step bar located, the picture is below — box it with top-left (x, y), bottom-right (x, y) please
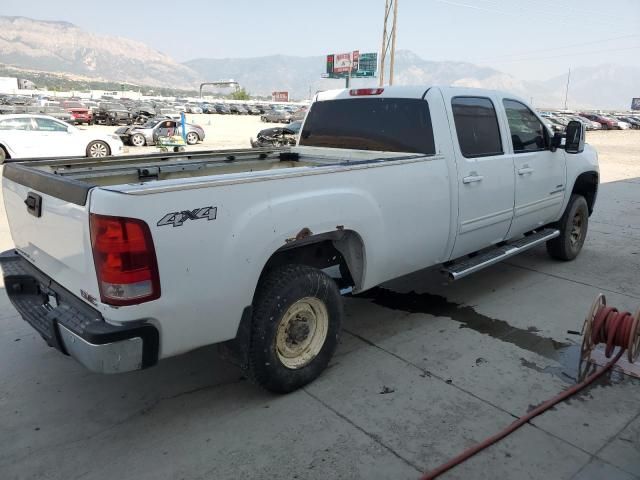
top-left (442, 228), bottom-right (560, 281)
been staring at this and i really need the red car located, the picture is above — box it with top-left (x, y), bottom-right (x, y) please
top-left (62, 101), bottom-right (93, 125)
top-left (580, 113), bottom-right (619, 130)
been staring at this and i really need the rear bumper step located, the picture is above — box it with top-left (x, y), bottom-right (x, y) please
top-left (0, 250), bottom-right (159, 373)
top-left (443, 228), bottom-right (560, 281)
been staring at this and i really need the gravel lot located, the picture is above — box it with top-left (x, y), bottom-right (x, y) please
top-left (0, 127), bottom-right (638, 480)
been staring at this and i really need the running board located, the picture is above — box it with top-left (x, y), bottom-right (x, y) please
top-left (442, 228), bottom-right (560, 281)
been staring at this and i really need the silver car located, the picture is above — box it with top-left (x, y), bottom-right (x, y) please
top-left (115, 118), bottom-right (205, 147)
top-left (261, 109), bottom-right (292, 123)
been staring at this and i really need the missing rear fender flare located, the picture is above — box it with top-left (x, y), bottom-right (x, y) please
top-left (571, 171), bottom-right (598, 215)
top-left (258, 230), bottom-right (366, 292)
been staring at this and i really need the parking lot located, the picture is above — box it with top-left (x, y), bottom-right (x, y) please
top-left (0, 129), bottom-right (639, 479)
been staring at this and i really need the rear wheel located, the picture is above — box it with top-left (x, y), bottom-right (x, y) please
top-left (86, 141), bottom-right (110, 158)
top-left (546, 194), bottom-right (589, 261)
top-left (186, 132), bottom-right (199, 145)
top-left (249, 265), bottom-right (342, 393)
top-left (0, 146), bottom-right (7, 164)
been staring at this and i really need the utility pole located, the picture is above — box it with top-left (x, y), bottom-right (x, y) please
top-left (389, 0), bottom-right (399, 85)
top-left (564, 68), bottom-right (571, 110)
top-left (378, 0), bottom-right (399, 86)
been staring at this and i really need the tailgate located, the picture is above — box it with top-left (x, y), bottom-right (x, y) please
top-left (2, 165), bottom-right (98, 302)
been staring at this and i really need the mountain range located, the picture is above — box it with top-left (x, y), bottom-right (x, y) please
top-left (0, 16), bottom-right (637, 109)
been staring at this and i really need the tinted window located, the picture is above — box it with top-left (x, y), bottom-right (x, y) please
top-left (300, 98), bottom-right (435, 154)
top-left (0, 118), bottom-right (33, 130)
top-left (503, 100), bottom-right (547, 153)
top-left (451, 97), bottom-right (502, 158)
top-left (34, 117), bottom-right (68, 132)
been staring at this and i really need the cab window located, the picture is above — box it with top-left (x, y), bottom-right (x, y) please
top-left (503, 99), bottom-right (548, 153)
top-left (451, 97), bottom-right (503, 158)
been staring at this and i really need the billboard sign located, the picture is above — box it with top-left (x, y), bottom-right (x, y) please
top-left (632, 98), bottom-right (640, 111)
top-left (324, 51), bottom-right (377, 79)
top-left (272, 91), bottom-right (289, 102)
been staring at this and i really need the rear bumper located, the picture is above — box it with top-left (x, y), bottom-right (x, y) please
top-left (0, 250), bottom-right (159, 373)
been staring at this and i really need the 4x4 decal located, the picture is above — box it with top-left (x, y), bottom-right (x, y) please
top-left (157, 206), bottom-right (217, 227)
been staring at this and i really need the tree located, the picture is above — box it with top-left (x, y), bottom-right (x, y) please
top-left (231, 88), bottom-right (251, 100)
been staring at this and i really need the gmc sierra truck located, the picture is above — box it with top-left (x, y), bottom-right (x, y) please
top-left (0, 86), bottom-right (599, 393)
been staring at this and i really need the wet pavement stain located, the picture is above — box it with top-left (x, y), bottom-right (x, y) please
top-left (358, 287), bottom-right (587, 381)
top-left (359, 287), bottom-right (639, 389)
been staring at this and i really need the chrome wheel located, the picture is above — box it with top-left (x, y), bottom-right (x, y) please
top-left (186, 132), bottom-right (198, 145)
top-left (570, 211), bottom-right (585, 248)
top-left (276, 297), bottom-right (329, 370)
top-left (88, 141), bottom-right (109, 158)
top-left (131, 134), bottom-right (145, 147)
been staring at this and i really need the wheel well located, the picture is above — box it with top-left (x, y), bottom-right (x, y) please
top-left (571, 171), bottom-right (598, 215)
top-left (0, 144), bottom-right (10, 158)
top-left (258, 230), bottom-right (365, 295)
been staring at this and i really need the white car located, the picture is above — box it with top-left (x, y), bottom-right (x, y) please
top-left (0, 114), bottom-right (123, 162)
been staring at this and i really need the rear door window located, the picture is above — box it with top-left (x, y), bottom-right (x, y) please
top-left (300, 98), bottom-right (435, 154)
top-left (451, 97), bottom-right (503, 158)
top-left (0, 118), bottom-right (34, 130)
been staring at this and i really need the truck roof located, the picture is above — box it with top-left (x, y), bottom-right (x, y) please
top-left (315, 85), bottom-right (520, 102)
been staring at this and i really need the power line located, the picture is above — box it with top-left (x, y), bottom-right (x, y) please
top-left (429, 0), bottom-right (628, 29)
top-left (485, 44), bottom-right (640, 64)
top-left (471, 33), bottom-right (640, 62)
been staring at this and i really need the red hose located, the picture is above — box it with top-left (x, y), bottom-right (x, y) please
top-left (419, 306), bottom-right (636, 480)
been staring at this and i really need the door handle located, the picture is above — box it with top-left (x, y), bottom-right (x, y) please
top-left (518, 167), bottom-right (534, 175)
top-left (462, 174), bottom-right (484, 184)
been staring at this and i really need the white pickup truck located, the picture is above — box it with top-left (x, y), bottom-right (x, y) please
top-left (0, 86), bottom-right (599, 392)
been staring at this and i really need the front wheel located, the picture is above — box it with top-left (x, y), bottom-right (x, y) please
top-left (186, 132), bottom-right (199, 145)
top-left (249, 265), bottom-right (343, 393)
top-left (86, 141), bottom-right (110, 158)
top-left (546, 194), bottom-right (589, 261)
top-left (130, 133), bottom-right (146, 147)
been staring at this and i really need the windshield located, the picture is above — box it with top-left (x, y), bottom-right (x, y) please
top-left (300, 98), bottom-right (435, 154)
top-left (142, 119), bottom-right (161, 128)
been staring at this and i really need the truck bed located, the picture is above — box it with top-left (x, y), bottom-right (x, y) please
top-left (4, 147), bottom-right (425, 203)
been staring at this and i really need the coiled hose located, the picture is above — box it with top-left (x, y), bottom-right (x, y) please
top-left (420, 295), bottom-right (640, 480)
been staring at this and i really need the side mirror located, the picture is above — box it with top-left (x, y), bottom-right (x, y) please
top-left (565, 120), bottom-right (585, 154)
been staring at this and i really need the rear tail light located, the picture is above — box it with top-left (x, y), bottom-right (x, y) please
top-left (90, 214), bottom-right (160, 306)
top-left (349, 88), bottom-right (384, 96)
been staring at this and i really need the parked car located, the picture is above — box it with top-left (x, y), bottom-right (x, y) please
top-left (567, 115), bottom-right (602, 131)
top-left (244, 104), bottom-right (261, 115)
top-left (291, 106), bottom-right (308, 122)
top-left (214, 104), bottom-right (231, 114)
top-left (0, 86), bottom-right (598, 393)
top-left (616, 116), bottom-right (640, 129)
top-left (156, 108), bottom-right (182, 120)
top-left (186, 104), bottom-right (203, 114)
top-left (94, 102), bottom-right (133, 126)
top-left (0, 114), bottom-right (123, 161)
top-left (261, 109), bottom-right (292, 123)
top-left (250, 120), bottom-right (302, 147)
top-left (580, 113), bottom-right (621, 130)
top-left (61, 101), bottom-right (93, 125)
top-left (115, 117), bottom-right (205, 146)
top-left (23, 105), bottom-right (74, 124)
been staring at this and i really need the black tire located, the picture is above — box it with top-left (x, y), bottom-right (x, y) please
top-left (0, 146), bottom-right (7, 164)
top-left (546, 194), bottom-right (589, 261)
top-left (86, 141), bottom-right (111, 158)
top-left (249, 265), bottom-right (343, 393)
top-left (186, 132), bottom-right (199, 145)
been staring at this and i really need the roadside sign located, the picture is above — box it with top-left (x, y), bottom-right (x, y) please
top-left (632, 98), bottom-right (640, 111)
top-left (323, 51), bottom-right (377, 79)
top-left (272, 91), bottom-right (289, 102)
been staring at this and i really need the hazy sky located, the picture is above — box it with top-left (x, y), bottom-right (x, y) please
top-left (2, 0), bottom-right (639, 80)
